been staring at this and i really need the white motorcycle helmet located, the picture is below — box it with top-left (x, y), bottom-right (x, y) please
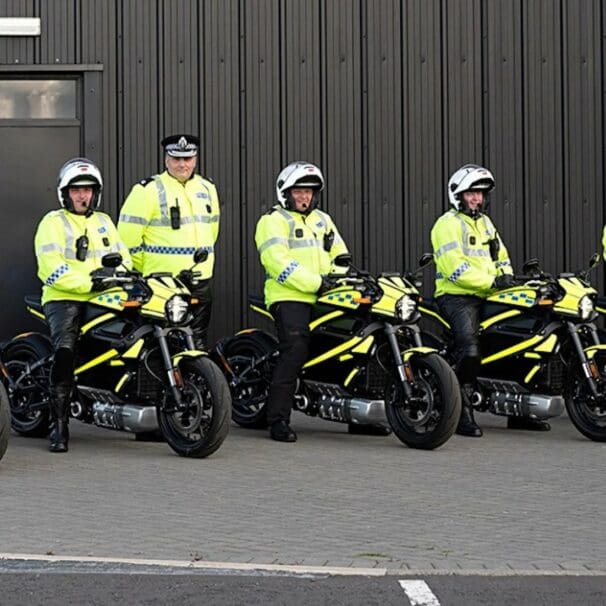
top-left (275, 161), bottom-right (324, 212)
top-left (57, 157), bottom-right (103, 212)
top-left (447, 164), bottom-right (495, 216)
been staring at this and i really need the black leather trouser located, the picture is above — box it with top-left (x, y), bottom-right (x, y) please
top-left (266, 301), bottom-right (312, 426)
top-left (436, 294), bottom-right (484, 385)
top-left (43, 300), bottom-right (85, 421)
top-left (189, 279), bottom-right (212, 349)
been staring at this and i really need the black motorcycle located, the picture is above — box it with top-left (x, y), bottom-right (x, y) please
top-left (0, 252), bottom-right (231, 458)
top-left (212, 255), bottom-right (461, 450)
top-left (419, 254), bottom-right (606, 441)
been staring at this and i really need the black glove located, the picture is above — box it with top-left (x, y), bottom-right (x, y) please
top-left (177, 269), bottom-right (194, 289)
top-left (90, 267), bottom-right (117, 292)
top-left (492, 274), bottom-right (515, 290)
top-left (318, 275), bottom-right (338, 294)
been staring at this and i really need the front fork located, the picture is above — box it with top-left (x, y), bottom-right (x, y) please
top-left (384, 323), bottom-right (414, 398)
top-left (155, 326), bottom-right (196, 407)
top-left (567, 321), bottom-right (602, 397)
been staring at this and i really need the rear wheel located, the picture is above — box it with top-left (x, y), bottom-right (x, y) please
top-left (2, 335), bottom-right (52, 437)
top-left (158, 357), bottom-right (231, 458)
top-left (0, 382), bottom-right (10, 460)
top-left (565, 377), bottom-right (606, 442)
top-left (221, 333), bottom-right (277, 429)
top-left (385, 353), bottom-right (460, 450)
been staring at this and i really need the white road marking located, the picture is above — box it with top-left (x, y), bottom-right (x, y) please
top-left (399, 579), bottom-right (440, 606)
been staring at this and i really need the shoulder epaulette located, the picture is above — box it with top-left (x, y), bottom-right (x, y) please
top-left (266, 205), bottom-right (281, 215)
top-left (138, 177), bottom-right (155, 187)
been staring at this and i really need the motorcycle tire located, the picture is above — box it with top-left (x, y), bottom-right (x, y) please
top-left (385, 353), bottom-right (460, 450)
top-left (221, 332), bottom-right (277, 429)
top-left (2, 334), bottom-right (52, 437)
top-left (0, 382), bottom-right (10, 461)
top-left (565, 380), bottom-right (606, 442)
top-left (158, 356), bottom-right (231, 458)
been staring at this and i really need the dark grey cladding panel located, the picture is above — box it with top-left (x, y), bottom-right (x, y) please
top-left (0, 0), bottom-right (605, 336)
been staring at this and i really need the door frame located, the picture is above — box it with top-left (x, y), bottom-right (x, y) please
top-left (0, 64), bottom-right (103, 164)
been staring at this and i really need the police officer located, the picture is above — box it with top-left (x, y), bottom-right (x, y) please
top-left (34, 158), bottom-right (131, 452)
top-left (255, 162), bottom-right (348, 442)
top-left (431, 163), bottom-right (550, 437)
top-left (118, 134), bottom-right (220, 347)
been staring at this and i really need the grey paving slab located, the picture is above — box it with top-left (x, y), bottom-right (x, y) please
top-left (0, 412), bottom-right (605, 573)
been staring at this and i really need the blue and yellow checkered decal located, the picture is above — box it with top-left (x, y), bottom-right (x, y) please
top-left (95, 291), bottom-right (125, 305)
top-left (322, 291), bottom-right (359, 309)
top-left (495, 290), bottom-right (535, 307)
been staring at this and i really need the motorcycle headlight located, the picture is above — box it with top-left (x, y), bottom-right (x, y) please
top-left (578, 295), bottom-right (594, 320)
top-left (396, 295), bottom-right (417, 321)
top-left (165, 295), bottom-right (190, 325)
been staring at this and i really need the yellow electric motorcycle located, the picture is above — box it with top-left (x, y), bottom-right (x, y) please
top-left (0, 252), bottom-right (231, 458)
top-left (419, 254), bottom-right (606, 441)
top-left (211, 255), bottom-right (461, 450)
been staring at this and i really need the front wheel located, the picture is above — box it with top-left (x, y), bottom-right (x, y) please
top-left (0, 382), bottom-right (10, 461)
top-left (158, 357), bottom-right (231, 458)
top-left (385, 353), bottom-right (460, 450)
top-left (565, 377), bottom-right (606, 442)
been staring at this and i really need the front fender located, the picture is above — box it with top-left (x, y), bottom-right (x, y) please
top-left (171, 350), bottom-right (208, 366)
top-left (584, 344), bottom-right (606, 360)
top-left (401, 346), bottom-right (437, 362)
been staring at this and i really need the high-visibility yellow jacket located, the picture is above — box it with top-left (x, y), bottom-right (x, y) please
top-left (34, 209), bottom-right (132, 305)
top-left (117, 171), bottom-right (220, 278)
top-left (431, 209), bottom-right (513, 298)
top-left (602, 225), bottom-right (606, 260)
top-left (255, 206), bottom-right (349, 307)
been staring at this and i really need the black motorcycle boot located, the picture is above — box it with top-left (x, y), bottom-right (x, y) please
top-left (49, 385), bottom-right (71, 453)
top-left (269, 420), bottom-right (297, 443)
top-left (507, 416), bottom-right (551, 431)
top-left (456, 404), bottom-right (483, 437)
top-left (348, 423), bottom-right (392, 436)
top-left (49, 420), bottom-right (69, 453)
top-left (456, 385), bottom-right (483, 437)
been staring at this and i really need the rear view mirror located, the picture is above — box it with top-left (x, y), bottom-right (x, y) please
top-left (418, 253), bottom-right (434, 268)
top-left (193, 248), bottom-right (209, 264)
top-left (589, 252), bottom-right (600, 269)
top-left (522, 258), bottom-right (540, 275)
top-left (101, 253), bottom-right (122, 268)
top-left (334, 253), bottom-right (352, 268)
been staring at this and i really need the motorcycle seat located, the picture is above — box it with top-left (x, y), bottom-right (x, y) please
top-left (24, 295), bottom-right (42, 312)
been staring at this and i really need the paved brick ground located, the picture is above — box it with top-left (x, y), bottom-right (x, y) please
top-left (1, 413), bottom-right (604, 572)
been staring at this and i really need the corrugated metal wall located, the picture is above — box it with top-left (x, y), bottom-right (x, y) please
top-left (1, 0), bottom-right (604, 340)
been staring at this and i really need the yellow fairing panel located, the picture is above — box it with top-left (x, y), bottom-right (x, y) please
top-left (487, 288), bottom-right (536, 308)
top-left (351, 336), bottom-right (374, 354)
top-left (482, 335), bottom-right (544, 364)
top-left (344, 367), bottom-right (360, 386)
top-left (524, 364), bottom-right (541, 383)
top-left (533, 334), bottom-right (558, 353)
top-left (142, 276), bottom-right (189, 317)
top-left (81, 313), bottom-right (115, 335)
top-left (309, 310), bottom-right (344, 331)
top-left (372, 276), bottom-right (414, 317)
top-left (303, 336), bottom-right (363, 368)
top-left (553, 277), bottom-right (596, 316)
top-left (123, 339), bottom-right (144, 359)
top-left (75, 348), bottom-right (119, 374)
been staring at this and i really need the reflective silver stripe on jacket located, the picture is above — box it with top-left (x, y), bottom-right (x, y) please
top-left (452, 212), bottom-right (493, 258)
top-left (434, 241), bottom-right (458, 258)
top-left (154, 176), bottom-right (169, 221)
top-left (274, 206), bottom-right (323, 249)
top-left (59, 213), bottom-right (77, 259)
top-left (119, 214), bottom-right (147, 225)
top-left (258, 236), bottom-right (288, 254)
